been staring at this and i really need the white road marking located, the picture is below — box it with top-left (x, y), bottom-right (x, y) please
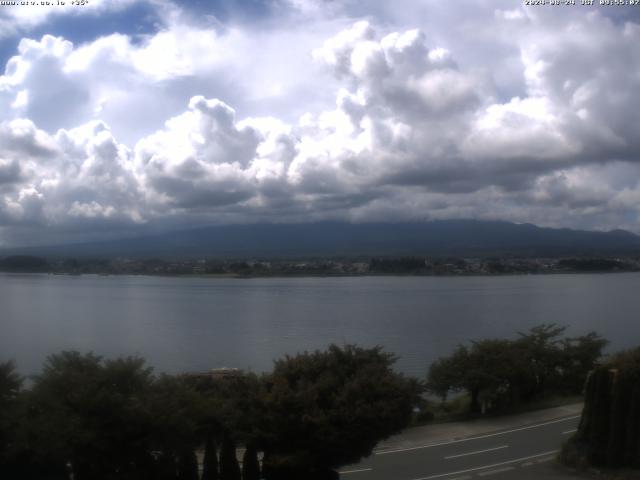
top-left (477, 466), bottom-right (515, 476)
top-left (408, 450), bottom-right (559, 480)
top-left (562, 429), bottom-right (577, 435)
top-left (339, 468), bottom-right (373, 475)
top-left (444, 445), bottom-right (509, 460)
top-left (535, 456), bottom-right (555, 463)
top-left (376, 416), bottom-right (580, 455)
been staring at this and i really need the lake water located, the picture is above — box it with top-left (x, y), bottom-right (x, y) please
top-left (1, 273), bottom-right (639, 378)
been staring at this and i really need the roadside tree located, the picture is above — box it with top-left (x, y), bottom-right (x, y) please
top-left (259, 344), bottom-right (421, 479)
top-left (427, 325), bottom-right (605, 415)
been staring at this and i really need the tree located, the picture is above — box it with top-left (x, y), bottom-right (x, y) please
top-left (426, 325), bottom-right (598, 415)
top-left (242, 445), bottom-right (260, 480)
top-left (177, 449), bottom-right (199, 480)
top-left (559, 332), bottom-right (608, 394)
top-left (0, 255), bottom-right (49, 272)
top-left (427, 341), bottom-right (531, 414)
top-left (260, 344), bottom-right (421, 479)
top-left (516, 324), bottom-right (566, 398)
top-left (220, 432), bottom-right (241, 480)
top-left (201, 434), bottom-right (219, 480)
top-left (463, 339), bottom-right (538, 413)
top-left (147, 375), bottom-right (207, 478)
top-left (153, 452), bottom-right (178, 480)
top-left (426, 352), bottom-right (464, 403)
top-left (28, 351), bottom-right (157, 480)
top-left (192, 372), bottom-right (265, 447)
top-left (185, 370), bottom-right (265, 479)
top-left (0, 361), bottom-right (21, 403)
top-left (0, 361), bottom-right (23, 475)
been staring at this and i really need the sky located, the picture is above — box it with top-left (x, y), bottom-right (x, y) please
top-left (1, 0), bottom-right (640, 246)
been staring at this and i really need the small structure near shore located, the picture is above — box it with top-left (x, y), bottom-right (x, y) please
top-left (183, 367), bottom-right (243, 381)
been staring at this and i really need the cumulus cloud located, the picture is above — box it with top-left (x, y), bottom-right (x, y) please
top-left (0, 30), bottom-right (229, 141)
top-left (136, 96), bottom-right (262, 210)
top-left (0, 11), bottom-right (343, 144)
top-left (2, 1), bottom-right (640, 245)
top-left (0, 117), bottom-right (144, 246)
top-left (0, 0), bottom-right (143, 39)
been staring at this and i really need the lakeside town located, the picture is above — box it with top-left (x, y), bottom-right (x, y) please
top-left (1, 255), bottom-right (640, 277)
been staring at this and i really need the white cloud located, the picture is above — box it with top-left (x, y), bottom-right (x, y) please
top-left (462, 96), bottom-right (579, 163)
top-left (136, 96), bottom-right (262, 210)
top-left (0, 0), bottom-right (142, 39)
top-left (2, 2), bottom-right (640, 244)
top-left (0, 14), bottom-right (341, 144)
top-left (0, 118), bottom-right (143, 240)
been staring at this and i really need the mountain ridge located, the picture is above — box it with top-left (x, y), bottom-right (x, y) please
top-left (3, 220), bottom-right (640, 259)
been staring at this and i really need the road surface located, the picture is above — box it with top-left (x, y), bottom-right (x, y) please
top-left (339, 412), bottom-right (583, 480)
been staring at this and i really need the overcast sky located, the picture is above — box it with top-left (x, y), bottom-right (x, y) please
top-left (1, 0), bottom-right (640, 245)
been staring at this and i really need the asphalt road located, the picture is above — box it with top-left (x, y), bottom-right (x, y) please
top-left (339, 414), bottom-right (582, 480)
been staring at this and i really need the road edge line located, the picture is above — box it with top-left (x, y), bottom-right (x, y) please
top-left (376, 415), bottom-right (579, 455)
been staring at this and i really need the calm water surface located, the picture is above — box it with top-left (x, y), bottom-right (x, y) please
top-left (1, 273), bottom-right (639, 377)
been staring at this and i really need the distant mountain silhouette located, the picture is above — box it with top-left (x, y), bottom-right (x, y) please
top-left (4, 220), bottom-right (640, 258)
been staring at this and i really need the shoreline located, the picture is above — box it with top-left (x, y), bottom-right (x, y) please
top-left (1, 269), bottom-right (639, 279)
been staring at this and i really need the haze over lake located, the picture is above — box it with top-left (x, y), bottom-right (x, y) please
top-left (1, 273), bottom-right (638, 378)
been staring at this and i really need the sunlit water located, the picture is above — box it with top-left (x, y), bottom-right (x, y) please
top-left (1, 272), bottom-right (638, 378)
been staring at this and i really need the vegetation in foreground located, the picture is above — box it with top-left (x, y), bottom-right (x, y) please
top-left (0, 325), bottom-right (614, 479)
top-left (561, 347), bottom-right (640, 475)
top-left (0, 345), bottom-right (420, 480)
top-left (426, 324), bottom-right (607, 416)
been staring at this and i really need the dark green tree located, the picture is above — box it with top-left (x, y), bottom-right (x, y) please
top-left (242, 445), bottom-right (260, 480)
top-left (426, 353), bottom-right (463, 403)
top-left (28, 351), bottom-right (156, 480)
top-left (260, 344), bottom-right (421, 479)
top-left (186, 371), bottom-right (265, 479)
top-left (427, 324), bottom-right (603, 415)
top-left (201, 434), bottom-right (219, 480)
top-left (0, 361), bottom-right (23, 476)
top-left (177, 449), bottom-right (199, 480)
top-left (516, 324), bottom-right (566, 398)
top-left (153, 452), bottom-right (178, 480)
top-left (147, 375), bottom-right (206, 478)
top-left (220, 433), bottom-right (241, 480)
top-left (0, 361), bottom-right (21, 402)
top-left (465, 339), bottom-right (533, 413)
top-left (559, 332), bottom-right (608, 394)
top-left (427, 340), bottom-right (531, 414)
